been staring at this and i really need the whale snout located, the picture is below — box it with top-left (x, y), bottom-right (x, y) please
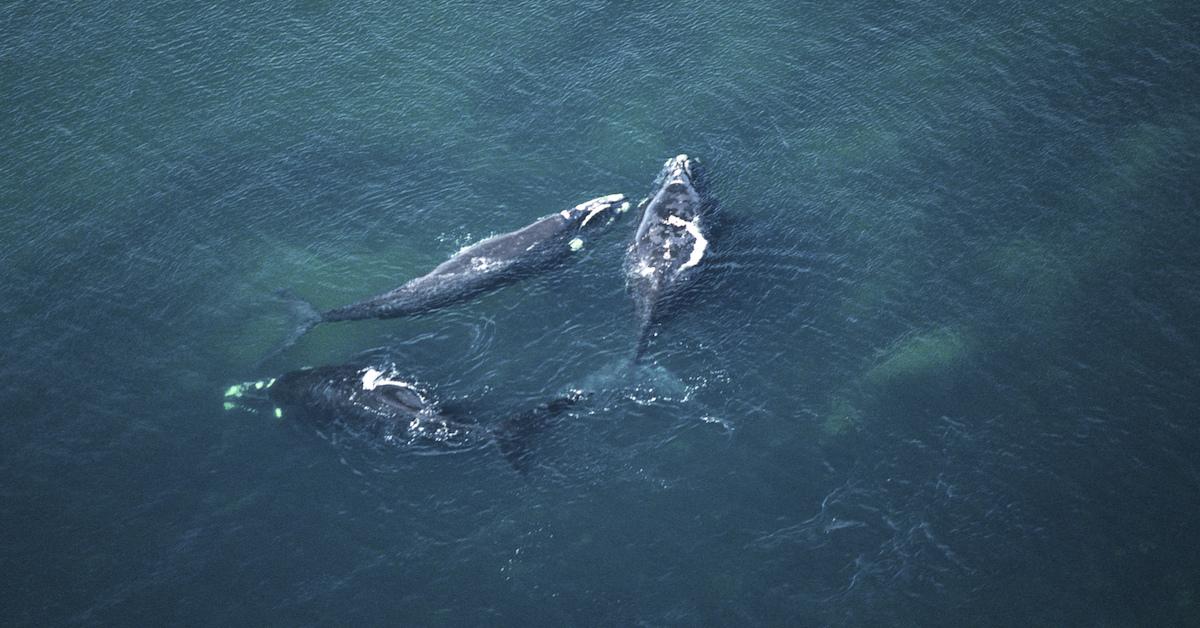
top-left (657, 154), bottom-right (703, 195)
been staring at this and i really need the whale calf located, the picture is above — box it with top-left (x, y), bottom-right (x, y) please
top-left (624, 155), bottom-right (712, 361)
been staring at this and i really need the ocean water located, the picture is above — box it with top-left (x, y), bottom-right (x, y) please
top-left (3, 0), bottom-right (1199, 624)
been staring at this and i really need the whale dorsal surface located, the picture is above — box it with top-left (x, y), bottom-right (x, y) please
top-left (319, 193), bottom-right (629, 323)
top-left (223, 364), bottom-right (588, 466)
top-left (624, 155), bottom-right (712, 360)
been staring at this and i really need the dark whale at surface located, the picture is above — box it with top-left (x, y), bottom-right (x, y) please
top-left (624, 155), bottom-right (713, 362)
top-left (224, 363), bottom-right (586, 471)
top-left (271, 194), bottom-right (630, 357)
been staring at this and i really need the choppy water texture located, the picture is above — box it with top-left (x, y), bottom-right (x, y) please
top-left (4, 1), bottom-right (1200, 625)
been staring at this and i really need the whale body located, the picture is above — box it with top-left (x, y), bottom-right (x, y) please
top-left (224, 363), bottom-right (585, 469)
top-left (320, 194), bottom-right (629, 323)
top-left (623, 155), bottom-right (712, 361)
top-left (265, 194), bottom-right (629, 360)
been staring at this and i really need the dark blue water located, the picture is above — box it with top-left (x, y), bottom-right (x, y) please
top-left (4, 1), bottom-right (1200, 624)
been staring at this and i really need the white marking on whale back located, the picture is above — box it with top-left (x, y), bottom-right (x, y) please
top-left (665, 214), bottom-right (707, 270)
top-left (469, 257), bottom-right (504, 272)
top-left (361, 368), bottom-right (416, 392)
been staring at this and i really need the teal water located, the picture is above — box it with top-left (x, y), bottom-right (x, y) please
top-left (4, 1), bottom-right (1200, 624)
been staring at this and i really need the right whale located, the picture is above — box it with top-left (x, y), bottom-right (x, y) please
top-left (270, 193), bottom-right (630, 357)
top-left (223, 363), bottom-right (587, 472)
top-left (623, 154), bottom-right (713, 362)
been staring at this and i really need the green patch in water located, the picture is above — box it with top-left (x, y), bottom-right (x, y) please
top-left (863, 326), bottom-right (971, 390)
top-left (822, 396), bottom-right (862, 437)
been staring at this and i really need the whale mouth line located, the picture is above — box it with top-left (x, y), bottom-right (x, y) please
top-left (580, 202), bottom-right (608, 227)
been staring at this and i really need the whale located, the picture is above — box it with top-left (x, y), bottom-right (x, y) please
top-left (624, 155), bottom-right (712, 361)
top-left (224, 364), bottom-right (585, 470)
top-left (275, 194), bottom-right (630, 352)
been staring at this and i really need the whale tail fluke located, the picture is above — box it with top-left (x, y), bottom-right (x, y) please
top-left (255, 290), bottom-right (322, 367)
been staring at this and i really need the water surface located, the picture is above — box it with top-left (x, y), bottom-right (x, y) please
top-left (3, 0), bottom-right (1199, 624)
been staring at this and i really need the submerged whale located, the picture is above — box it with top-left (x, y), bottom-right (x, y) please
top-left (277, 194), bottom-right (630, 350)
top-left (624, 155), bottom-right (712, 361)
top-left (224, 364), bottom-right (585, 471)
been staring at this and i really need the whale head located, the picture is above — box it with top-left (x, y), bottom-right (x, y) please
top-left (559, 193), bottom-right (630, 230)
top-left (643, 154), bottom-right (705, 220)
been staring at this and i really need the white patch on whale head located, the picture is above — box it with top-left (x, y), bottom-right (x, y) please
top-left (662, 154), bottom-right (693, 188)
top-left (561, 193), bottom-right (628, 226)
top-left (580, 193), bottom-right (625, 226)
top-left (568, 237), bottom-right (584, 251)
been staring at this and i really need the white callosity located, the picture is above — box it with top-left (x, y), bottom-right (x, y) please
top-left (560, 193), bottom-right (628, 224)
top-left (222, 378), bottom-right (277, 412)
